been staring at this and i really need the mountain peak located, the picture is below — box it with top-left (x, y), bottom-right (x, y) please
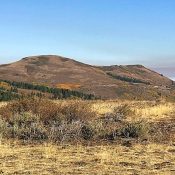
top-left (22, 55), bottom-right (71, 63)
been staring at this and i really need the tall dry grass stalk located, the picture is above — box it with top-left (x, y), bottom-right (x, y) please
top-left (132, 103), bottom-right (175, 121)
top-left (91, 100), bottom-right (175, 121)
top-left (0, 102), bottom-right (7, 108)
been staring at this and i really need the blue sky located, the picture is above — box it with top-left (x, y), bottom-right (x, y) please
top-left (0, 0), bottom-right (175, 69)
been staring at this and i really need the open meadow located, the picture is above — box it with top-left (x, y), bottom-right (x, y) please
top-left (0, 99), bottom-right (174, 175)
top-left (0, 142), bottom-right (174, 175)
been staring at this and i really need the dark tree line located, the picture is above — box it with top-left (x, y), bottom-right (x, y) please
top-left (0, 89), bottom-right (20, 101)
top-left (0, 80), bottom-right (96, 101)
top-left (107, 72), bottom-right (150, 85)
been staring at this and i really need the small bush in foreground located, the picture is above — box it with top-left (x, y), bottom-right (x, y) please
top-left (113, 104), bottom-right (134, 118)
top-left (59, 100), bottom-right (96, 122)
top-left (120, 121), bottom-right (149, 139)
top-left (0, 98), bottom-right (96, 142)
top-left (3, 113), bottom-right (47, 140)
top-left (81, 125), bottom-right (94, 140)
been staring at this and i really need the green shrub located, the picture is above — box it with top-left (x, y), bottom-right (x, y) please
top-left (107, 72), bottom-right (150, 84)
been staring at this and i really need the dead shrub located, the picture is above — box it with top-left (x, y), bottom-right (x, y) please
top-left (112, 104), bottom-right (134, 120)
top-left (90, 120), bottom-right (122, 141)
top-left (0, 99), bottom-right (97, 142)
top-left (0, 118), bottom-right (7, 139)
top-left (59, 100), bottom-right (96, 123)
top-left (149, 121), bottom-right (175, 143)
top-left (48, 121), bottom-right (83, 142)
top-left (14, 123), bottom-right (47, 140)
top-left (6, 112), bottom-right (47, 140)
top-left (0, 98), bottom-right (40, 119)
top-left (0, 99), bottom-right (96, 124)
top-left (101, 104), bottom-right (134, 123)
top-left (0, 98), bottom-right (63, 124)
top-left (81, 125), bottom-right (94, 140)
top-left (120, 120), bottom-right (149, 139)
top-left (35, 101), bottom-right (63, 125)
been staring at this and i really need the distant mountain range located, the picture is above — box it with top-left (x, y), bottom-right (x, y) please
top-left (0, 55), bottom-right (174, 100)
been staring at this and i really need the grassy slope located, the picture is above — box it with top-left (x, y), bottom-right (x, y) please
top-left (0, 55), bottom-right (173, 99)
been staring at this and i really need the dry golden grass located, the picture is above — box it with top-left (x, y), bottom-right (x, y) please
top-left (0, 102), bottom-right (7, 108)
top-left (91, 100), bottom-right (175, 122)
top-left (133, 103), bottom-right (175, 121)
top-left (56, 83), bottom-right (81, 90)
top-left (91, 100), bottom-right (132, 115)
top-left (0, 82), bottom-right (11, 90)
top-left (3, 99), bottom-right (173, 122)
top-left (0, 142), bottom-right (174, 175)
top-left (92, 100), bottom-right (119, 115)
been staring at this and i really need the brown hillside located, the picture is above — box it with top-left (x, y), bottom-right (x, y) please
top-left (100, 65), bottom-right (172, 86)
top-left (0, 55), bottom-right (173, 99)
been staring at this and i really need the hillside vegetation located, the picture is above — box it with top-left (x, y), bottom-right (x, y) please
top-left (0, 79), bottom-right (95, 101)
top-left (0, 55), bottom-right (174, 99)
